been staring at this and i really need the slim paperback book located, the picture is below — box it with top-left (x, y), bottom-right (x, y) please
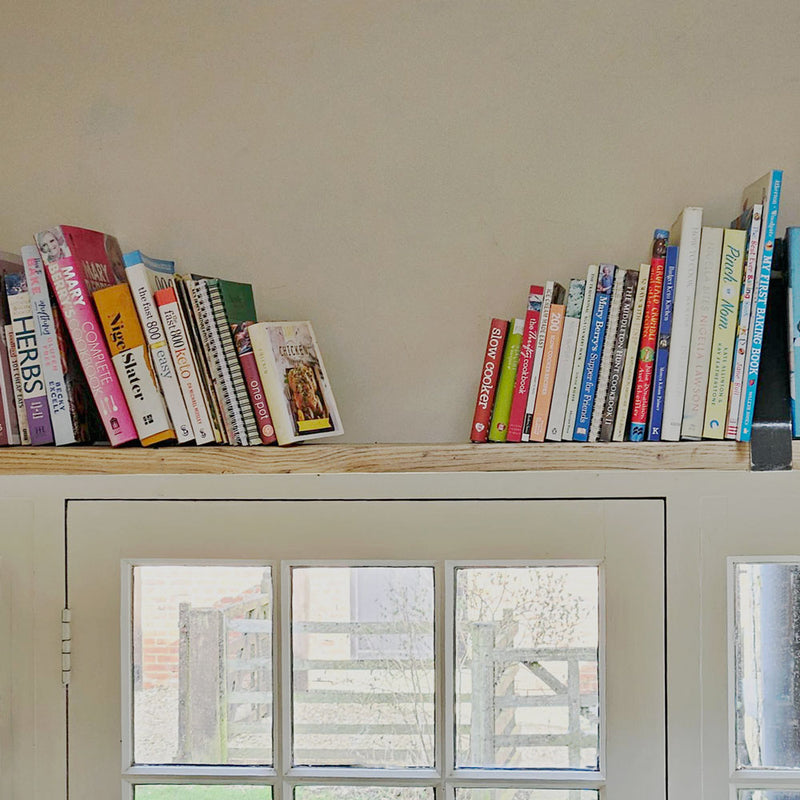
top-left (506, 285), bottom-right (543, 443)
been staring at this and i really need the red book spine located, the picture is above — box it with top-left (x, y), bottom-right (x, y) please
top-left (506, 285), bottom-right (544, 442)
top-left (235, 322), bottom-right (277, 445)
top-left (470, 319), bottom-right (509, 442)
top-left (629, 232), bottom-right (669, 438)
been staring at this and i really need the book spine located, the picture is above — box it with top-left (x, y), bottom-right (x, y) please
top-left (563, 265), bottom-right (599, 439)
top-left (155, 288), bottom-right (215, 444)
top-left (237, 329), bottom-right (278, 445)
top-left (546, 279), bottom-right (585, 441)
top-left (506, 286), bottom-right (543, 442)
top-left (662, 208), bottom-right (703, 441)
top-left (573, 265), bottom-right (614, 441)
top-left (739, 172), bottom-right (782, 441)
top-left (6, 279), bottom-right (54, 445)
top-left (647, 246), bottom-right (679, 441)
top-left (43, 256), bottom-right (138, 445)
top-left (788, 227), bottom-right (800, 437)
top-left (589, 268), bottom-right (625, 441)
top-left (530, 304), bottom-right (565, 441)
top-left (612, 263), bottom-right (650, 441)
top-left (599, 269), bottom-right (638, 442)
top-left (206, 282), bottom-right (262, 446)
top-left (488, 318), bottom-right (524, 442)
top-left (680, 228), bottom-right (723, 439)
top-left (22, 247), bottom-right (75, 445)
top-left (470, 318), bottom-right (509, 442)
top-left (5, 323), bottom-right (30, 445)
top-left (725, 205), bottom-right (763, 438)
top-left (702, 229), bottom-right (746, 439)
top-left (521, 282), bottom-right (554, 441)
top-left (629, 231), bottom-right (668, 441)
top-left (0, 323), bottom-right (20, 445)
top-left (248, 323), bottom-right (295, 445)
top-left (125, 262), bottom-right (194, 443)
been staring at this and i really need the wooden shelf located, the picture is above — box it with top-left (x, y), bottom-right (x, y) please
top-left (0, 441), bottom-right (770, 475)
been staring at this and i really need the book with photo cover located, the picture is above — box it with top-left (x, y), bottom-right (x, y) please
top-left (248, 321), bottom-right (343, 445)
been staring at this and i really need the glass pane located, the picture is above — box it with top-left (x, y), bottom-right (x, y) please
top-left (456, 791), bottom-right (599, 799)
top-left (295, 788), bottom-right (432, 800)
top-left (291, 566), bottom-right (435, 767)
top-left (455, 566), bottom-right (600, 770)
top-left (133, 565), bottom-right (272, 766)
top-left (738, 793), bottom-right (800, 800)
top-left (134, 787), bottom-right (271, 799)
top-left (734, 562), bottom-right (800, 770)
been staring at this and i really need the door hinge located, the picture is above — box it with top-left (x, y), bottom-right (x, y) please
top-left (61, 608), bottom-right (71, 686)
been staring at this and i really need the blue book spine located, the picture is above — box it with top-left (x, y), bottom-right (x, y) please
top-left (739, 171), bottom-right (783, 441)
top-left (647, 246), bottom-right (678, 441)
top-left (788, 226), bottom-right (800, 437)
top-left (573, 264), bottom-right (615, 441)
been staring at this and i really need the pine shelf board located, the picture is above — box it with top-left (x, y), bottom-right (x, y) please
top-left (0, 441), bottom-right (768, 475)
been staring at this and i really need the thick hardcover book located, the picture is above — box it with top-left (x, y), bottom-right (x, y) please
top-left (21, 246), bottom-right (78, 445)
top-left (590, 268), bottom-right (625, 441)
top-left (599, 269), bottom-right (639, 442)
top-left (205, 280), bottom-right (261, 446)
top-left (681, 227), bottom-right (723, 439)
top-left (530, 303), bottom-right (565, 442)
top-left (4, 266), bottom-right (54, 445)
top-left (34, 226), bottom-right (138, 446)
top-left (725, 205), bottom-right (763, 439)
top-left (154, 286), bottom-right (214, 445)
top-left (487, 318), bottom-right (524, 442)
top-left (506, 285), bottom-right (543, 443)
top-left (788, 227), bottom-right (800, 437)
top-left (647, 245), bottom-right (679, 441)
top-left (124, 252), bottom-right (194, 444)
top-left (470, 318), bottom-right (509, 442)
top-left (547, 279), bottom-right (585, 441)
top-left (217, 278), bottom-right (277, 445)
top-left (662, 207), bottom-right (703, 441)
top-left (522, 283), bottom-right (564, 440)
top-left (248, 321), bottom-right (343, 446)
top-left (563, 265), bottom-right (599, 439)
top-left (612, 263), bottom-right (650, 441)
top-left (573, 264), bottom-right (615, 441)
top-left (702, 229), bottom-right (746, 439)
top-left (94, 283), bottom-right (175, 447)
top-left (734, 170), bottom-right (783, 442)
top-left (629, 230), bottom-right (669, 441)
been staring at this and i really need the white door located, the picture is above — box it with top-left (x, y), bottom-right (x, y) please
top-left (67, 496), bottom-right (665, 800)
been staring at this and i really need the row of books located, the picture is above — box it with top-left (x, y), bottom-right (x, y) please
top-left (0, 225), bottom-right (343, 448)
top-left (471, 170), bottom-right (783, 444)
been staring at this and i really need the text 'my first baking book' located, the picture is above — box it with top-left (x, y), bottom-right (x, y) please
top-left (34, 226), bottom-right (138, 446)
top-left (248, 321), bottom-right (343, 446)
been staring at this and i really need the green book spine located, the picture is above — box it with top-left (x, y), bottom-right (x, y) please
top-left (488, 318), bottom-right (524, 442)
top-left (702, 228), bottom-right (746, 439)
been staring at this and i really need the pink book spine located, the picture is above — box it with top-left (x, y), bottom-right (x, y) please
top-left (44, 255), bottom-right (137, 445)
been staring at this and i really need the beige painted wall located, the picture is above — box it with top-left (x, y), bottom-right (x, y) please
top-left (2, 0), bottom-right (799, 443)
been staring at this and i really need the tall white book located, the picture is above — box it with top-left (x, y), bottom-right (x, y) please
top-left (546, 278), bottom-right (585, 441)
top-left (680, 227), bottom-right (723, 439)
top-left (562, 264), bottom-right (599, 440)
top-left (612, 262), bottom-right (650, 441)
top-left (661, 206), bottom-right (703, 441)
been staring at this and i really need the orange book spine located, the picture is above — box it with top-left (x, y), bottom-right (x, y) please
top-left (529, 304), bottom-right (565, 442)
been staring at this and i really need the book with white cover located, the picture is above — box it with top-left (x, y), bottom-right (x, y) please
top-left (661, 206), bottom-right (703, 441)
top-left (546, 278), bottom-right (585, 440)
top-left (612, 262), bottom-right (650, 441)
top-left (680, 227), bottom-right (723, 439)
top-left (562, 264), bottom-right (599, 440)
top-left (589, 268), bottom-right (625, 441)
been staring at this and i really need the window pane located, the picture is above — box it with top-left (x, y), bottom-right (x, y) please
top-left (133, 565), bottom-right (272, 766)
top-left (134, 787), bottom-right (271, 799)
top-left (455, 566), bottom-right (600, 770)
top-left (456, 791), bottom-right (599, 799)
top-left (734, 562), bottom-right (800, 770)
top-left (291, 566), bottom-right (435, 768)
top-left (294, 787), bottom-right (432, 799)
top-left (738, 793), bottom-right (800, 800)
